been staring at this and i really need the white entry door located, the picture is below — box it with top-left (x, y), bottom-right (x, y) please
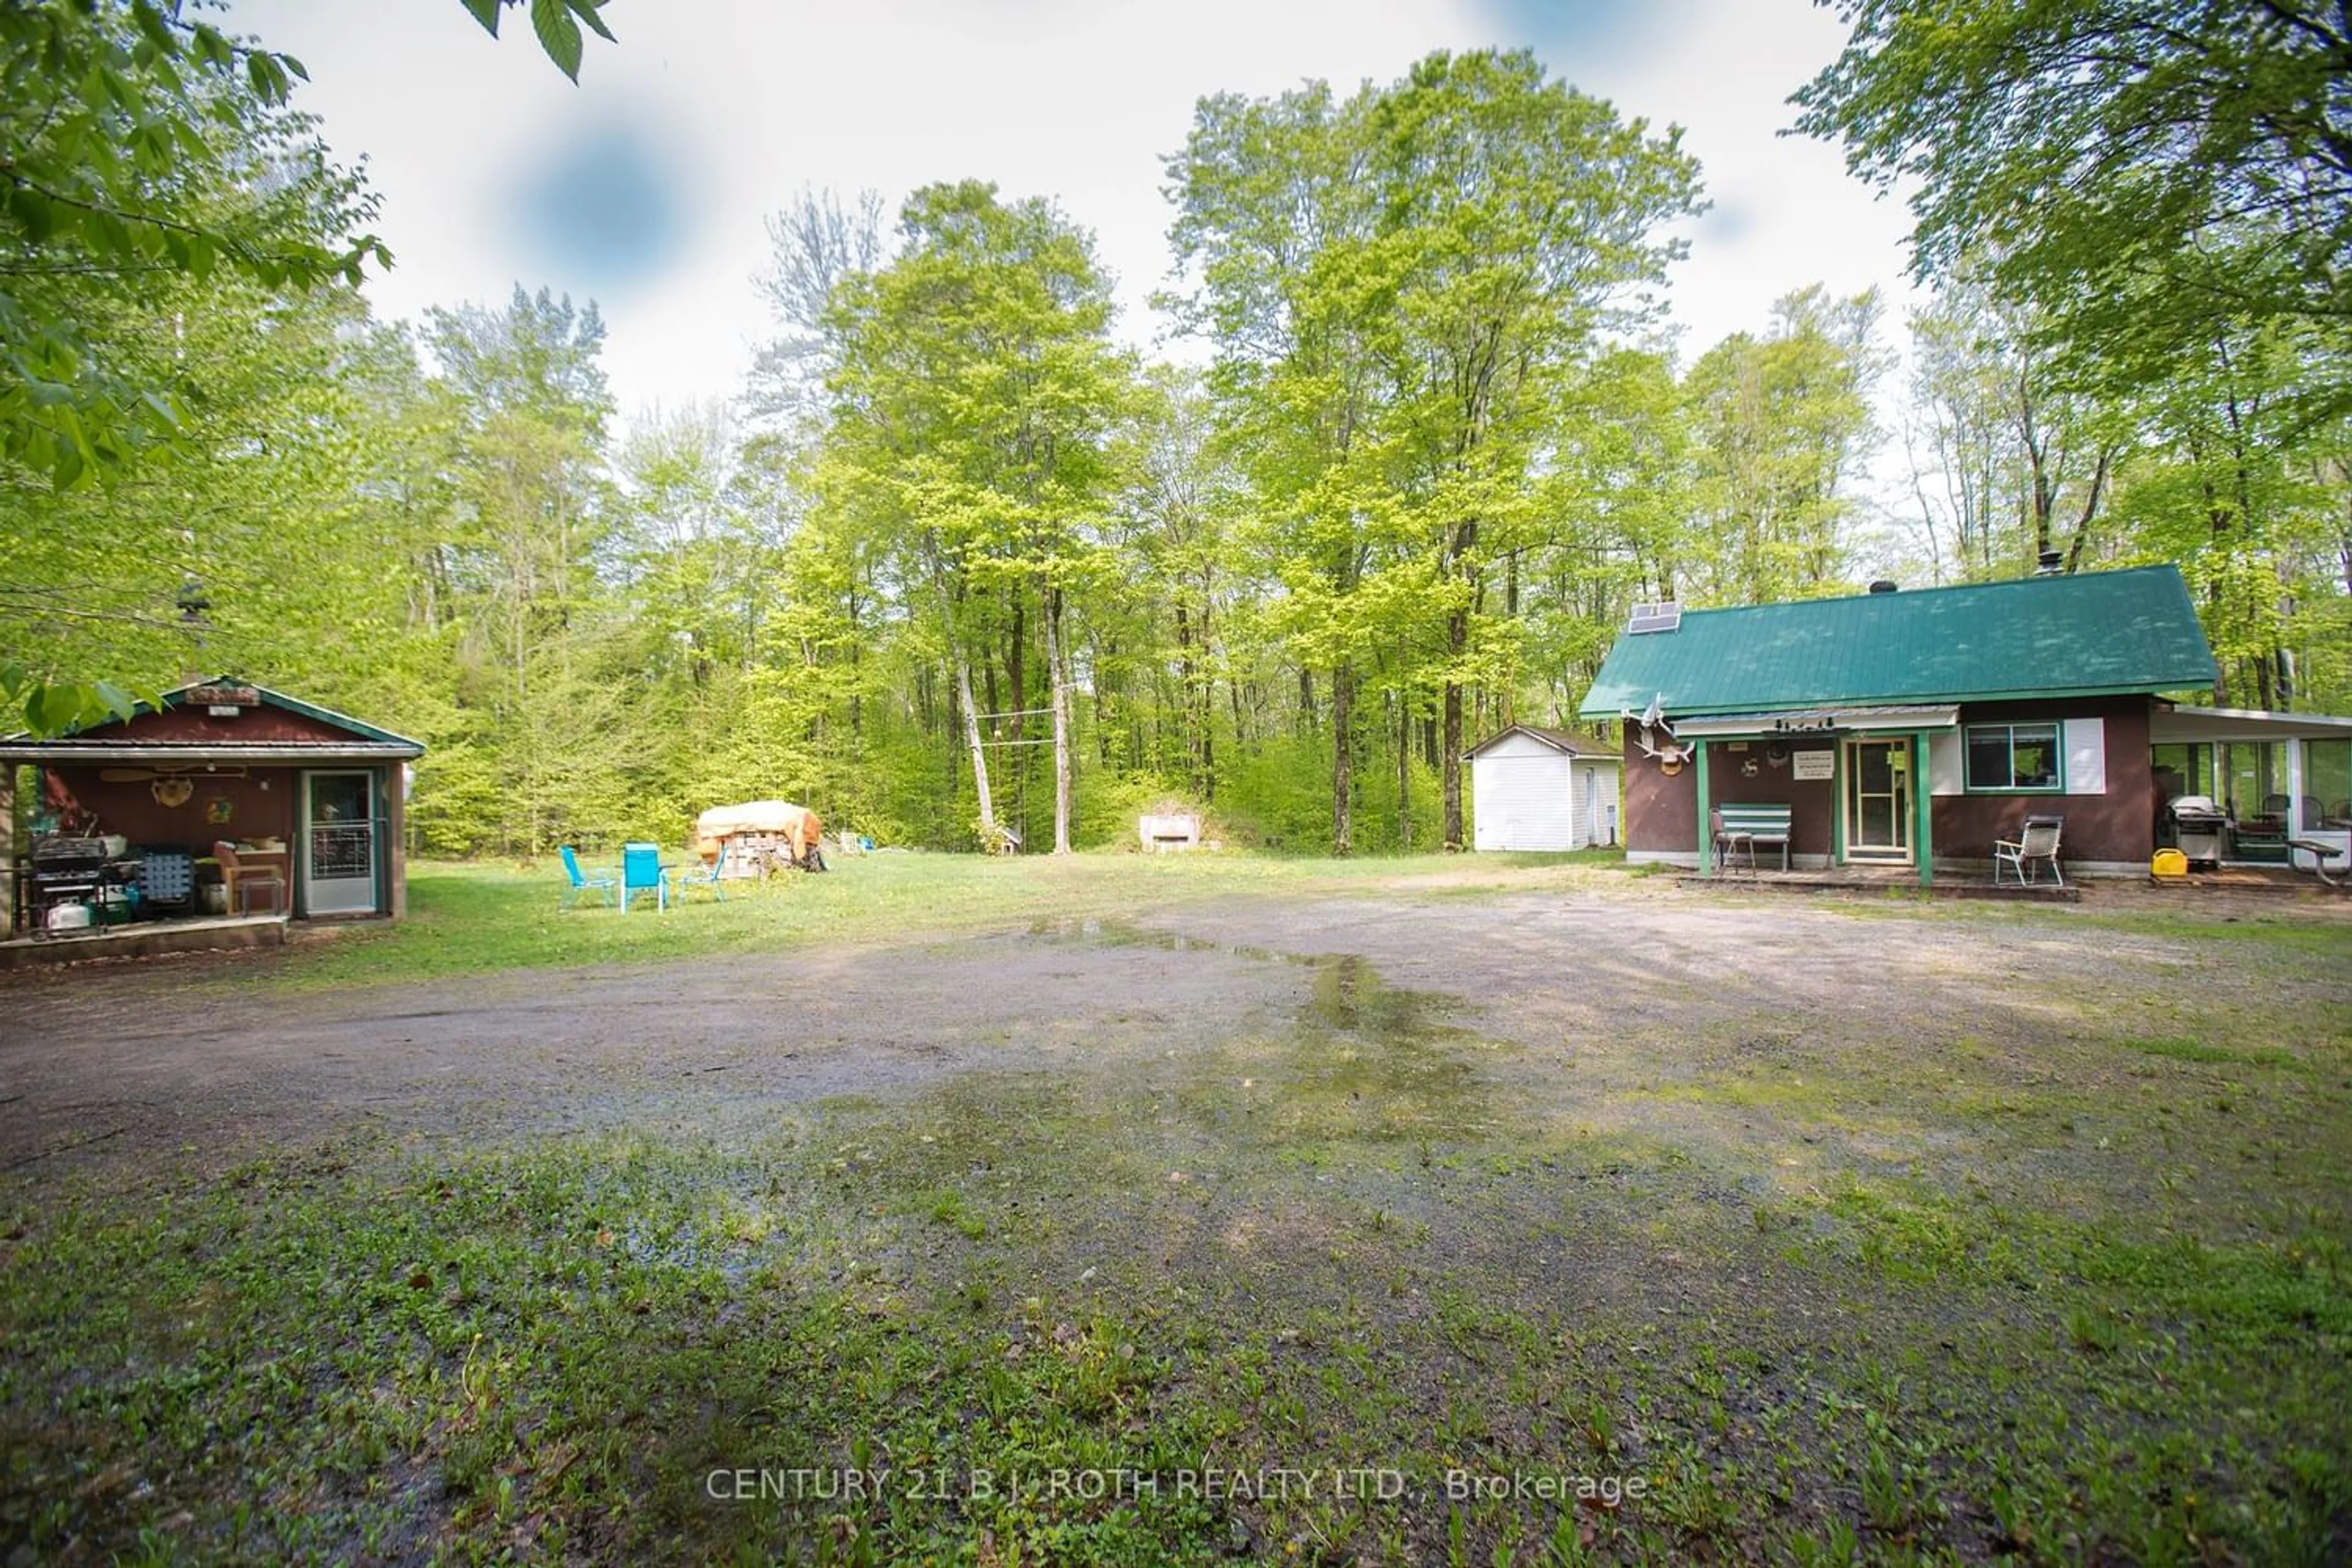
top-left (302, 771), bottom-right (379, 914)
top-left (1844, 739), bottom-right (1912, 862)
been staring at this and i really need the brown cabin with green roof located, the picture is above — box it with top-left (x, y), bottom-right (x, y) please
top-left (2, 677), bottom-right (423, 935)
top-left (1576, 567), bottom-right (2222, 882)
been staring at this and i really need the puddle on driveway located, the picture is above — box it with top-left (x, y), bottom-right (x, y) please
top-left (1023, 915), bottom-right (1314, 967)
top-left (1022, 917), bottom-right (1498, 1144)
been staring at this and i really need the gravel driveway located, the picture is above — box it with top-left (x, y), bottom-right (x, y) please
top-left (6, 881), bottom-right (2343, 1216)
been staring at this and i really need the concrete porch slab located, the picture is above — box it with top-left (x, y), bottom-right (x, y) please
top-left (0, 913), bottom-right (290, 970)
top-left (1676, 870), bottom-right (2079, 902)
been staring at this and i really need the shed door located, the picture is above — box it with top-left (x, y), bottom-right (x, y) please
top-left (1475, 756), bottom-right (1573, 851)
top-left (1577, 766), bottom-right (1612, 848)
top-left (302, 771), bottom-right (379, 914)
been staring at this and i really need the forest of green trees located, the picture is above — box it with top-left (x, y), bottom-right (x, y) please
top-left (7, 2), bottom-right (2348, 857)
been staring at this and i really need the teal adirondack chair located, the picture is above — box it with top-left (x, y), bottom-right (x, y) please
top-left (559, 846), bottom-right (616, 910)
top-left (620, 841), bottom-right (670, 914)
top-left (676, 840), bottom-right (727, 903)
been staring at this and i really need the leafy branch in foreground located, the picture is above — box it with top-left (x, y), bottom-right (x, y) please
top-left (0, 662), bottom-right (152, 739)
top-left (0, 0), bottom-right (385, 488)
top-left (459, 0), bottom-right (617, 83)
top-left (1793, 0), bottom-right (2351, 407)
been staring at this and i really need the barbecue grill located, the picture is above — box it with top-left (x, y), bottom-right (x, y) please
top-left (2169, 795), bottom-right (2228, 868)
top-left (27, 835), bottom-right (138, 934)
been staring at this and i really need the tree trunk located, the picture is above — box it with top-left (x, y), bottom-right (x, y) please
top-left (957, 652), bottom-right (996, 839)
top-left (1175, 601), bottom-right (1194, 741)
top-left (1395, 690), bottom-right (1411, 850)
top-left (929, 534), bottom-right (998, 840)
top-left (1441, 609), bottom-right (1468, 851)
top-left (1196, 597), bottom-right (1215, 799)
top-left (1008, 595), bottom-right (1025, 738)
top-left (1097, 635), bottom-right (1117, 767)
top-left (1501, 550), bottom-right (1519, 729)
top-left (1330, 662), bottom-right (1354, 856)
top-left (1042, 583), bottom-right (1072, 853)
top-left (2064, 448), bottom-right (2110, 573)
top-left (1006, 596), bottom-right (1025, 843)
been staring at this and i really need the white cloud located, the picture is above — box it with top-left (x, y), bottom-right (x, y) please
top-left (227, 0), bottom-right (1918, 429)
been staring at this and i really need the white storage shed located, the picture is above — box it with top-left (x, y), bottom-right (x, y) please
top-left (1466, 725), bottom-right (1621, 851)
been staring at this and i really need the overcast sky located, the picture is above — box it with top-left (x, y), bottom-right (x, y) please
top-left (223, 0), bottom-right (1917, 436)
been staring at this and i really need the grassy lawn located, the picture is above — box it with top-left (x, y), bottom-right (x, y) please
top-left (244, 850), bottom-right (1646, 991)
top-left (2, 857), bottom-right (2348, 1564)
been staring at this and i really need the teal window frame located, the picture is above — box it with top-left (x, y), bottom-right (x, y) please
top-left (1964, 722), bottom-right (2064, 793)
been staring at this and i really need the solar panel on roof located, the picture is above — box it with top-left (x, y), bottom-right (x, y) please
top-left (1626, 600), bottom-right (1682, 634)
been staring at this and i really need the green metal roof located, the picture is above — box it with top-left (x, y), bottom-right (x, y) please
top-left (1577, 566), bottom-right (2218, 721)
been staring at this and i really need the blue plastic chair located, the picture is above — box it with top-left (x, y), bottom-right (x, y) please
top-left (620, 841), bottom-right (670, 914)
top-left (560, 846), bottom-right (616, 910)
top-left (676, 840), bottom-right (727, 903)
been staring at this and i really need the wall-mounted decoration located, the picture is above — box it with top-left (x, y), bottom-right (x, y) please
top-left (206, 797), bottom-right (233, 824)
top-left (1791, 750), bottom-right (1834, 782)
top-left (152, 777), bottom-right (195, 808)
top-left (1741, 757), bottom-right (1760, 777)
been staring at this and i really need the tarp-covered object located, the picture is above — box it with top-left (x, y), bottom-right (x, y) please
top-left (694, 800), bottom-right (824, 867)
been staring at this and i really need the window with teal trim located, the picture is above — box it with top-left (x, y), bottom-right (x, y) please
top-left (1964, 723), bottom-right (2060, 790)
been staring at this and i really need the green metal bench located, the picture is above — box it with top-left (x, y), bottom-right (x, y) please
top-left (1713, 803), bottom-right (1792, 873)
top-left (2232, 815), bottom-right (2290, 864)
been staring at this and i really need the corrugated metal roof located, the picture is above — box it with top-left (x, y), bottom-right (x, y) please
top-left (1463, 723), bottom-right (1611, 760)
top-left (0, 742), bottom-right (420, 764)
top-left (3, 674), bottom-right (425, 752)
top-left (1578, 567), bottom-right (2217, 720)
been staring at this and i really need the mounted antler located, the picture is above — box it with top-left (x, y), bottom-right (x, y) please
top-left (1622, 695), bottom-right (1689, 766)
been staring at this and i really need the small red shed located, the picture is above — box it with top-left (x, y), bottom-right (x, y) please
top-left (2, 677), bottom-right (423, 932)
